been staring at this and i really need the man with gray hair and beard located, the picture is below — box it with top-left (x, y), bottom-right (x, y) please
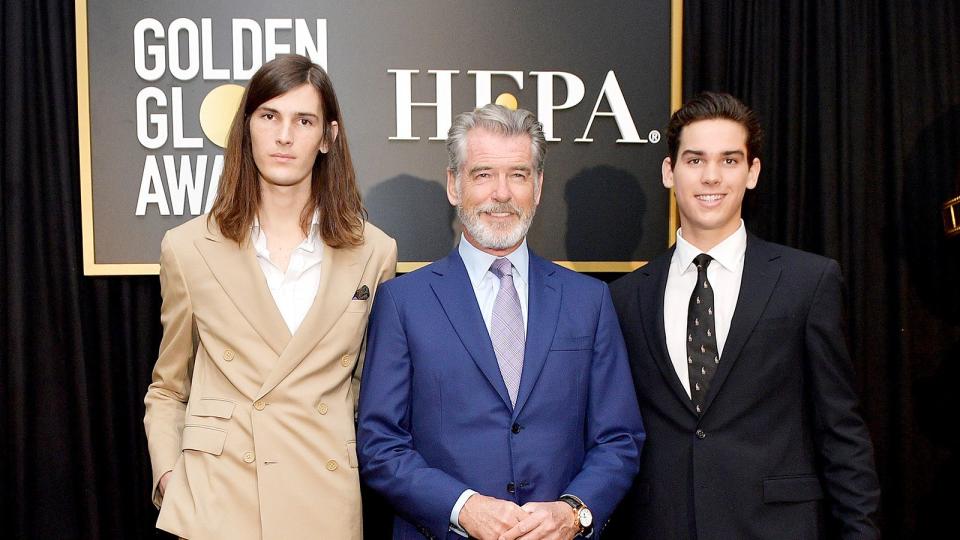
top-left (357, 103), bottom-right (645, 540)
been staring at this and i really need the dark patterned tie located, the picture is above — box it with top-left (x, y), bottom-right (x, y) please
top-left (687, 253), bottom-right (719, 415)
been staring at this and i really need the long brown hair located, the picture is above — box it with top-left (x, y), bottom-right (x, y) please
top-left (209, 54), bottom-right (365, 247)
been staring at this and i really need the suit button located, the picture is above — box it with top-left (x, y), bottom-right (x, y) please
top-left (317, 402), bottom-right (329, 415)
top-left (254, 399), bottom-right (266, 411)
top-left (511, 423), bottom-right (521, 434)
top-left (696, 429), bottom-right (706, 439)
top-left (243, 451), bottom-right (255, 463)
top-left (506, 482), bottom-right (516, 494)
top-left (340, 354), bottom-right (352, 367)
top-left (223, 349), bottom-right (235, 361)
top-left (326, 459), bottom-right (339, 471)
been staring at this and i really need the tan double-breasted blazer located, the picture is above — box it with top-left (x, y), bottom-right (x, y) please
top-left (144, 215), bottom-right (396, 540)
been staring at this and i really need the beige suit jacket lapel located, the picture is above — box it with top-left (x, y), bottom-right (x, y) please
top-left (194, 228), bottom-right (292, 357)
top-left (255, 239), bottom-right (374, 400)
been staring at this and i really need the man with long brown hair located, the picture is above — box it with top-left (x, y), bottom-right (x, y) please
top-left (144, 54), bottom-right (397, 540)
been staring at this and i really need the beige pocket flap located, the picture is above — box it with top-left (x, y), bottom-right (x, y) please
top-left (181, 425), bottom-right (227, 455)
top-left (345, 440), bottom-right (359, 468)
top-left (190, 398), bottom-right (235, 419)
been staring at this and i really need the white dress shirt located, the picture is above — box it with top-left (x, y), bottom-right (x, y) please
top-left (664, 221), bottom-right (747, 397)
top-left (251, 213), bottom-right (323, 335)
top-left (448, 234), bottom-right (530, 535)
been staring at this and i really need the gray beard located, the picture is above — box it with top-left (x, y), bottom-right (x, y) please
top-left (457, 201), bottom-right (536, 250)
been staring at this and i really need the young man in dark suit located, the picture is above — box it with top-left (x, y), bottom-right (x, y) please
top-left (608, 92), bottom-right (880, 539)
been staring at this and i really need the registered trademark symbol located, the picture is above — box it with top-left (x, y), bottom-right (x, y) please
top-left (648, 130), bottom-right (661, 143)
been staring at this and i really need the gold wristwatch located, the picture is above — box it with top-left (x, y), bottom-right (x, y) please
top-left (560, 494), bottom-right (593, 536)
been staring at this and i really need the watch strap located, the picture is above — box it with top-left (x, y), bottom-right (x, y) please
top-left (559, 494), bottom-right (591, 535)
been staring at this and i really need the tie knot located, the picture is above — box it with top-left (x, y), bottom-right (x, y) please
top-left (693, 253), bottom-right (713, 272)
top-left (490, 258), bottom-right (513, 279)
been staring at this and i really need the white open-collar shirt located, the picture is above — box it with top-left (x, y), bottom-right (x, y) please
top-left (251, 212), bottom-right (323, 334)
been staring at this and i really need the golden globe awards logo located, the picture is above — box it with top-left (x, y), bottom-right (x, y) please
top-left (131, 17), bottom-right (327, 217)
top-left (79, 0), bottom-right (674, 274)
top-left (132, 17), bottom-right (660, 218)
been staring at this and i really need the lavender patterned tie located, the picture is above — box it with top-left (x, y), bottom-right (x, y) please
top-left (490, 257), bottom-right (525, 406)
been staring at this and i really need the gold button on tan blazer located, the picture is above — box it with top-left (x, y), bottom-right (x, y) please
top-left (144, 216), bottom-right (397, 540)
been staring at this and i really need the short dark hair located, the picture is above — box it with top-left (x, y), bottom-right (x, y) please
top-left (666, 91), bottom-right (763, 166)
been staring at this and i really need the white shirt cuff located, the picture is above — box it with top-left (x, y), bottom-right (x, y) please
top-left (449, 489), bottom-right (477, 537)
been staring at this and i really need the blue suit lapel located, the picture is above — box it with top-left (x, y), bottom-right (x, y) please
top-left (429, 250), bottom-right (513, 411)
top-left (512, 252), bottom-right (561, 418)
top-left (701, 234), bottom-right (782, 412)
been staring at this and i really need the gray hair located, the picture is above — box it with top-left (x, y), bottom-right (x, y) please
top-left (446, 104), bottom-right (547, 178)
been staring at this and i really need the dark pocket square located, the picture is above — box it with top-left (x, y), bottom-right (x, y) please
top-left (353, 285), bottom-right (370, 300)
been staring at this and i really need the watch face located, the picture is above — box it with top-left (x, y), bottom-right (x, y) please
top-left (578, 507), bottom-right (593, 528)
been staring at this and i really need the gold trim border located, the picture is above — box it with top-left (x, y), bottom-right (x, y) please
top-left (77, 0), bottom-right (98, 275)
top-left (667, 0), bottom-right (682, 248)
top-left (398, 261), bottom-right (648, 274)
top-left (86, 263), bottom-right (162, 276)
top-left (78, 261), bottom-right (653, 276)
top-left (944, 194), bottom-right (960, 237)
top-left (78, 0), bottom-right (682, 276)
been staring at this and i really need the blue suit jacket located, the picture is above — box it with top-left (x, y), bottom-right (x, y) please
top-left (357, 248), bottom-right (645, 539)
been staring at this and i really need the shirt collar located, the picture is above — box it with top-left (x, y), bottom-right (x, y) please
top-left (458, 233), bottom-right (529, 288)
top-left (674, 220), bottom-right (747, 274)
top-left (251, 210), bottom-right (323, 257)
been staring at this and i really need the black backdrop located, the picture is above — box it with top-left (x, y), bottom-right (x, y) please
top-left (3, 1), bottom-right (959, 538)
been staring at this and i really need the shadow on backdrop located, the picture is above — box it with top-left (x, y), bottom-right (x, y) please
top-left (564, 166), bottom-right (646, 261)
top-left (365, 174), bottom-right (457, 263)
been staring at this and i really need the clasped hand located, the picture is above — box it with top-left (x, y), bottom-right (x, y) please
top-left (459, 494), bottom-right (578, 540)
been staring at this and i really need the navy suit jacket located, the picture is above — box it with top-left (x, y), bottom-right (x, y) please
top-left (607, 235), bottom-right (880, 539)
top-left (357, 247), bottom-right (645, 539)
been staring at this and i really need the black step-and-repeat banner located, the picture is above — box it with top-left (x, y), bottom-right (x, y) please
top-left (77, 0), bottom-right (679, 275)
